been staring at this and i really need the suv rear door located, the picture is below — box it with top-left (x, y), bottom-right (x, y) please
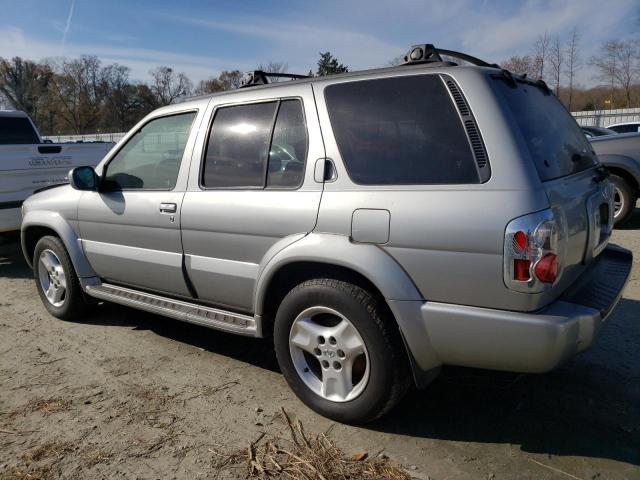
top-left (181, 84), bottom-right (324, 312)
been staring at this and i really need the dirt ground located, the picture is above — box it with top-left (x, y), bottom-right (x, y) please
top-left (1, 209), bottom-right (639, 480)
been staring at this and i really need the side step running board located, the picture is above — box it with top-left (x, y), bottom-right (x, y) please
top-left (84, 283), bottom-right (260, 337)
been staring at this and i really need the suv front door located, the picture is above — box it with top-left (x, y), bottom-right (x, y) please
top-left (78, 110), bottom-right (200, 297)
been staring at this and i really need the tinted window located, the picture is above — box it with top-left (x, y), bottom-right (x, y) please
top-left (267, 100), bottom-right (307, 188)
top-left (103, 112), bottom-right (196, 190)
top-left (609, 124), bottom-right (640, 134)
top-left (202, 102), bottom-right (277, 188)
top-left (324, 75), bottom-right (479, 185)
top-left (493, 80), bottom-right (597, 182)
top-left (0, 117), bottom-right (40, 144)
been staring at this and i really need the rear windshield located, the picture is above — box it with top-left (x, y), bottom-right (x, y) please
top-left (493, 79), bottom-right (597, 181)
top-left (0, 117), bottom-right (40, 144)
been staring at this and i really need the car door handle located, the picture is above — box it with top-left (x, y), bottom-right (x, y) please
top-left (159, 203), bottom-right (177, 213)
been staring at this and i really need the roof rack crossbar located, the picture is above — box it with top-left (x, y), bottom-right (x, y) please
top-left (401, 44), bottom-right (500, 69)
top-left (240, 70), bottom-right (310, 88)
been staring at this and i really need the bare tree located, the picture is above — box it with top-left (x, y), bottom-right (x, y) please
top-left (256, 61), bottom-right (289, 82)
top-left (591, 41), bottom-right (626, 108)
top-left (47, 55), bottom-right (106, 134)
top-left (613, 40), bottom-right (639, 107)
top-left (102, 64), bottom-right (143, 131)
top-left (564, 27), bottom-right (581, 111)
top-left (501, 55), bottom-right (536, 76)
top-left (549, 35), bottom-right (565, 96)
top-left (0, 57), bottom-right (53, 128)
top-left (149, 66), bottom-right (192, 106)
top-left (195, 70), bottom-right (243, 95)
top-left (533, 32), bottom-right (550, 80)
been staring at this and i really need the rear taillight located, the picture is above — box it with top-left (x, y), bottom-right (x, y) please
top-left (534, 253), bottom-right (558, 283)
top-left (504, 209), bottom-right (566, 293)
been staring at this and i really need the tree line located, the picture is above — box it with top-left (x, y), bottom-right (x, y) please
top-left (2, 36), bottom-right (640, 136)
top-left (0, 52), bottom-right (348, 136)
top-left (500, 31), bottom-right (640, 111)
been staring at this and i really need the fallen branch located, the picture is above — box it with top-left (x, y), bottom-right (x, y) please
top-left (210, 407), bottom-right (411, 479)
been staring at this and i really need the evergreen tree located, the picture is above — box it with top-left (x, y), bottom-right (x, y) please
top-left (316, 52), bottom-right (348, 76)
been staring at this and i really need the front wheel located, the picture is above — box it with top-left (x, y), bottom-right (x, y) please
top-left (33, 235), bottom-right (88, 320)
top-left (274, 278), bottom-right (411, 423)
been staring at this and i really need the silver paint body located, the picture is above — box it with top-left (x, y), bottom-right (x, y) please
top-left (21, 64), bottom-right (632, 383)
top-left (590, 132), bottom-right (640, 192)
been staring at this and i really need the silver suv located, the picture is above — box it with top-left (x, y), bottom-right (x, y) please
top-left (20, 45), bottom-right (633, 423)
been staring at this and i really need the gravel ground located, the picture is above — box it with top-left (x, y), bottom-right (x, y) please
top-left (1, 208), bottom-right (639, 480)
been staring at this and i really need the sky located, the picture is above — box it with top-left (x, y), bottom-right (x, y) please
top-left (0, 0), bottom-right (638, 86)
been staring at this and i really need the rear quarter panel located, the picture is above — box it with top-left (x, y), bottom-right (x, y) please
top-left (312, 68), bottom-right (555, 312)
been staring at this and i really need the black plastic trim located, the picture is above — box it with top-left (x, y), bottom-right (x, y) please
top-left (0, 201), bottom-right (23, 210)
top-left (442, 75), bottom-right (491, 183)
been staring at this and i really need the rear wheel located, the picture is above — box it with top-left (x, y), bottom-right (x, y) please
top-left (33, 236), bottom-right (87, 320)
top-left (610, 174), bottom-right (636, 226)
top-left (274, 278), bottom-right (411, 423)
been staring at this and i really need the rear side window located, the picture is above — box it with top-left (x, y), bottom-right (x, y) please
top-left (267, 100), bottom-right (307, 188)
top-left (0, 117), bottom-right (40, 144)
top-left (324, 75), bottom-right (479, 185)
top-left (492, 79), bottom-right (597, 181)
top-left (203, 102), bottom-right (276, 188)
top-left (202, 99), bottom-right (307, 189)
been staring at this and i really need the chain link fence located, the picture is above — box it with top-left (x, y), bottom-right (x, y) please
top-left (42, 132), bottom-right (127, 143)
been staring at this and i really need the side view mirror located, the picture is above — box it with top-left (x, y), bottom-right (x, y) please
top-left (69, 166), bottom-right (99, 191)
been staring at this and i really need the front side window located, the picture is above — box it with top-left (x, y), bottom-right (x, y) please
top-left (103, 112), bottom-right (197, 190)
top-left (324, 75), bottom-right (479, 185)
top-left (202, 99), bottom-right (307, 189)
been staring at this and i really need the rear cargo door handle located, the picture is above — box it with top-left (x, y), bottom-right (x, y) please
top-left (159, 202), bottom-right (177, 214)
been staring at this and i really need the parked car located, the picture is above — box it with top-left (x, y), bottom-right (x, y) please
top-left (607, 121), bottom-right (640, 134)
top-left (20, 44), bottom-right (632, 423)
top-left (581, 125), bottom-right (617, 138)
top-left (590, 132), bottom-right (640, 225)
top-left (0, 110), bottom-right (114, 232)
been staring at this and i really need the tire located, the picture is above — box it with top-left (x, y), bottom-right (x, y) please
top-left (610, 174), bottom-right (636, 227)
top-left (274, 278), bottom-right (411, 423)
top-left (33, 235), bottom-right (87, 320)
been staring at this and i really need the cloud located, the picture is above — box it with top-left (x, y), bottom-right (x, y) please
top-left (168, 0), bottom-right (638, 83)
top-left (1, 0), bottom-right (638, 86)
top-left (0, 26), bottom-right (244, 82)
top-left (61, 0), bottom-right (75, 56)
top-left (171, 14), bottom-right (404, 73)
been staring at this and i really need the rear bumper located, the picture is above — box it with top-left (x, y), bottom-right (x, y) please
top-left (0, 207), bottom-right (21, 233)
top-left (402, 245), bottom-right (632, 375)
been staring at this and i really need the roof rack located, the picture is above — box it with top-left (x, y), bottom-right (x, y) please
top-left (239, 71), bottom-right (310, 88)
top-left (400, 44), bottom-right (500, 69)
